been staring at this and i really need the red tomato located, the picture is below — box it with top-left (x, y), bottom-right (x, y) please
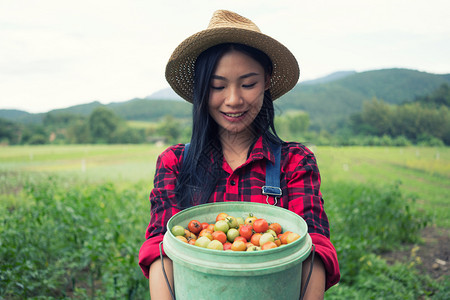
top-left (212, 231), bottom-right (227, 244)
top-left (201, 222), bottom-right (209, 230)
top-left (280, 231), bottom-right (292, 244)
top-left (234, 236), bottom-right (247, 243)
top-left (250, 233), bottom-right (262, 246)
top-left (216, 212), bottom-right (229, 222)
top-left (268, 222), bottom-right (282, 235)
top-left (188, 220), bottom-right (202, 234)
top-left (253, 218), bottom-right (269, 233)
top-left (239, 225), bottom-right (253, 240)
top-left (261, 241), bottom-right (278, 250)
top-left (207, 224), bottom-right (215, 232)
top-left (223, 242), bottom-right (232, 251)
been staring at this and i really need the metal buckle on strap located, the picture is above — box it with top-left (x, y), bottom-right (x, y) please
top-left (261, 186), bottom-right (282, 197)
top-left (262, 186), bottom-right (282, 206)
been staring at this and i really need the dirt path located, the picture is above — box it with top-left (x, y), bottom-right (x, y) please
top-left (382, 226), bottom-right (449, 280)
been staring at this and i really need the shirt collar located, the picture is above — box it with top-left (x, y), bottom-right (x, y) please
top-left (247, 135), bottom-right (276, 165)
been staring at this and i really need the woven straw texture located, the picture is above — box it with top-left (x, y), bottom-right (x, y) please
top-left (165, 10), bottom-right (299, 103)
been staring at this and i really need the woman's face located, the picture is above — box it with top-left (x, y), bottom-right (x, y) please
top-left (208, 50), bottom-right (269, 139)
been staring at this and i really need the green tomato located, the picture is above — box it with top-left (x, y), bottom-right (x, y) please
top-left (207, 240), bottom-right (224, 250)
top-left (246, 245), bottom-right (261, 252)
top-left (225, 216), bottom-right (238, 229)
top-left (236, 217), bottom-right (245, 226)
top-left (195, 236), bottom-right (211, 248)
top-left (259, 232), bottom-right (275, 247)
top-left (214, 220), bottom-right (230, 233)
top-left (226, 228), bottom-right (239, 242)
top-left (171, 225), bottom-right (185, 237)
top-left (265, 229), bottom-right (277, 237)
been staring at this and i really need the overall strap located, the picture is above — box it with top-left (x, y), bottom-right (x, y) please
top-left (261, 141), bottom-right (282, 205)
top-left (183, 143), bottom-right (190, 160)
top-left (184, 142), bottom-right (282, 204)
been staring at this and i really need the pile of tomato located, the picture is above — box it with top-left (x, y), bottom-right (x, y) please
top-left (170, 212), bottom-right (301, 251)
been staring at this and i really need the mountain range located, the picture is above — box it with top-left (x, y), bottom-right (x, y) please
top-left (1, 68), bottom-right (449, 130)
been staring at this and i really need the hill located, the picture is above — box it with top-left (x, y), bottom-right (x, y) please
top-left (1, 68), bottom-right (449, 131)
top-left (276, 68), bottom-right (450, 130)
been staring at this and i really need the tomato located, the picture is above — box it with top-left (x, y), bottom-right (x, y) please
top-left (234, 236), bottom-right (247, 243)
top-left (171, 225), bottom-right (185, 237)
top-left (195, 236), bottom-right (211, 248)
top-left (259, 232), bottom-right (274, 246)
top-left (261, 241), bottom-right (278, 250)
top-left (231, 240), bottom-right (247, 251)
top-left (198, 229), bottom-right (213, 240)
top-left (214, 220), bottom-right (230, 233)
top-left (280, 231), bottom-right (292, 244)
top-left (207, 224), bottom-right (215, 232)
top-left (201, 222), bottom-right (209, 230)
top-left (176, 236), bottom-right (188, 243)
top-left (274, 237), bottom-right (281, 246)
top-left (250, 233), bottom-right (262, 246)
top-left (212, 231), bottom-right (227, 244)
top-left (216, 212), bottom-right (229, 222)
top-left (245, 242), bottom-right (254, 248)
top-left (286, 232), bottom-right (301, 244)
top-left (207, 240), bottom-right (224, 250)
top-left (239, 224), bottom-right (253, 240)
top-left (268, 222), bottom-right (282, 235)
top-left (223, 242), bottom-right (232, 251)
top-left (184, 229), bottom-right (196, 239)
top-left (188, 220), bottom-right (202, 234)
top-left (188, 238), bottom-right (196, 245)
top-left (225, 216), bottom-right (238, 229)
top-left (253, 218), bottom-right (269, 233)
top-left (226, 228), bottom-right (239, 242)
top-left (244, 214), bottom-right (257, 225)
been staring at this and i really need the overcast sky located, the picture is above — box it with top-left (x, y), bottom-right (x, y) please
top-left (1, 0), bottom-right (449, 113)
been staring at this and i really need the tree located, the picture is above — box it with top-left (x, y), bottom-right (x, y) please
top-left (88, 107), bottom-right (122, 143)
top-left (360, 98), bottom-right (393, 136)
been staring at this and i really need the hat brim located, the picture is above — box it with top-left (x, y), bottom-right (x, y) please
top-left (165, 27), bottom-right (300, 103)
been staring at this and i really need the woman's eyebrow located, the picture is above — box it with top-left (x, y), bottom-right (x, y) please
top-left (211, 72), bottom-right (261, 81)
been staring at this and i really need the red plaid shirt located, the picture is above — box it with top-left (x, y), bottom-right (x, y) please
top-left (139, 136), bottom-right (340, 289)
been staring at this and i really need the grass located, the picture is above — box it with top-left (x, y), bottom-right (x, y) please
top-left (1, 143), bottom-right (448, 299)
top-left (310, 146), bottom-right (450, 227)
top-left (1, 144), bottom-right (447, 226)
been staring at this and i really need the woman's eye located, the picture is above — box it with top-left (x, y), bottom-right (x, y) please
top-left (243, 83), bottom-right (256, 88)
top-left (211, 86), bottom-right (224, 90)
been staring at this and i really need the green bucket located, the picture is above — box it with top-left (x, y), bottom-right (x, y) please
top-left (163, 202), bottom-right (312, 300)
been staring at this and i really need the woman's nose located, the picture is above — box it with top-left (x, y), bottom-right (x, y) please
top-left (225, 87), bottom-right (243, 106)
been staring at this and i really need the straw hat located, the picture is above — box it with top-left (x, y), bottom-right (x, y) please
top-left (165, 10), bottom-right (299, 103)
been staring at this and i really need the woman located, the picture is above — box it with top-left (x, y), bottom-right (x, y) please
top-left (139, 10), bottom-right (340, 299)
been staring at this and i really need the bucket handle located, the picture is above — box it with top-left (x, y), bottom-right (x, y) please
top-left (300, 243), bottom-right (316, 300)
top-left (159, 241), bottom-right (315, 300)
top-left (159, 241), bottom-right (176, 300)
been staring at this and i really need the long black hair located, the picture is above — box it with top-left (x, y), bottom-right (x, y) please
top-left (174, 43), bottom-right (282, 208)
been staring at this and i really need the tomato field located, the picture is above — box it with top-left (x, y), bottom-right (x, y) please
top-left (0, 144), bottom-right (448, 299)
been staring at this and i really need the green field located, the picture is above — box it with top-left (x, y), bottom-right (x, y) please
top-left (1, 144), bottom-right (449, 299)
top-left (2, 144), bottom-right (448, 226)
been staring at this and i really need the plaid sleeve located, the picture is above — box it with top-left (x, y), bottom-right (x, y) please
top-left (284, 145), bottom-right (330, 238)
top-left (138, 144), bottom-right (183, 278)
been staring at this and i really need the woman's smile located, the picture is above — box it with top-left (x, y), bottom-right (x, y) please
top-left (208, 50), bottom-right (269, 139)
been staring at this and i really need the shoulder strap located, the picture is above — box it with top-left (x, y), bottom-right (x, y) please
top-left (183, 143), bottom-right (190, 160)
top-left (185, 141), bottom-right (282, 199)
top-left (261, 141), bottom-right (282, 199)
